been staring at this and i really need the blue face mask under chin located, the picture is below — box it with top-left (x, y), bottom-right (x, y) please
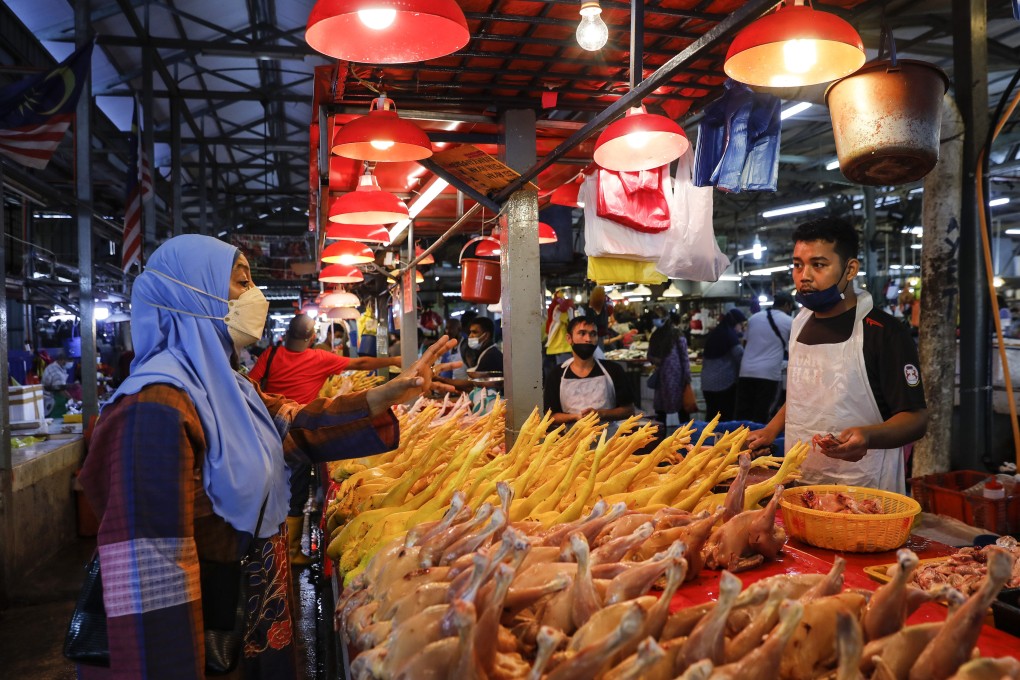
top-left (795, 261), bottom-right (852, 313)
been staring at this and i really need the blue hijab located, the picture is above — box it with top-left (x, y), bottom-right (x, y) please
top-left (109, 234), bottom-right (288, 539)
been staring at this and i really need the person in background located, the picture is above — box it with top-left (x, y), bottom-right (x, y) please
top-left (435, 317), bottom-right (502, 394)
top-left (78, 235), bottom-right (457, 679)
top-left (735, 291), bottom-right (795, 425)
top-left (315, 321), bottom-right (350, 356)
top-left (746, 217), bottom-right (927, 492)
top-left (700, 308), bottom-right (746, 421)
top-left (458, 309), bottom-right (479, 369)
top-left (647, 314), bottom-right (694, 426)
top-left (440, 317), bottom-right (468, 380)
top-left (247, 314), bottom-right (402, 566)
top-left (544, 316), bottom-right (635, 428)
top-left (580, 285), bottom-right (614, 353)
top-left (42, 349), bottom-right (71, 392)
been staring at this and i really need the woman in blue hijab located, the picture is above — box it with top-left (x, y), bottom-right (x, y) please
top-left (79, 235), bottom-right (456, 679)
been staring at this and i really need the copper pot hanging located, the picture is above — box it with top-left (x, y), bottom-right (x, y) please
top-left (825, 29), bottom-right (949, 186)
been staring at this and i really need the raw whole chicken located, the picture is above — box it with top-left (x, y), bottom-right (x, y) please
top-left (799, 489), bottom-right (884, 514)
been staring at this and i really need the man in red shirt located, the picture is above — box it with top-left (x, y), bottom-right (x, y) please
top-left (248, 314), bottom-right (401, 565)
top-left (249, 315), bottom-right (400, 403)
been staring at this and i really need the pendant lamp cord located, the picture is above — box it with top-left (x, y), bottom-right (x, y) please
top-left (630, 0), bottom-right (643, 90)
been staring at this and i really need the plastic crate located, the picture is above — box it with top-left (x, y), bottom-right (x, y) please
top-left (909, 471), bottom-right (1019, 536)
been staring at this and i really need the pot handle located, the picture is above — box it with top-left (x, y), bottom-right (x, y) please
top-left (877, 24), bottom-right (900, 70)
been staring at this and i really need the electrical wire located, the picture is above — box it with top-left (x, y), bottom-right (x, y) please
top-left (977, 74), bottom-right (1020, 469)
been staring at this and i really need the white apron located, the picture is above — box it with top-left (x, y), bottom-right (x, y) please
top-left (560, 358), bottom-right (620, 436)
top-left (785, 292), bottom-right (905, 493)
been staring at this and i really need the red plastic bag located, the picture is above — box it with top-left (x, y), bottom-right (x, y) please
top-left (596, 166), bottom-right (671, 233)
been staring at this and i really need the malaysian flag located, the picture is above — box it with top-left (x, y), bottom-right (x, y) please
top-left (122, 102), bottom-right (153, 273)
top-left (0, 42), bottom-right (94, 169)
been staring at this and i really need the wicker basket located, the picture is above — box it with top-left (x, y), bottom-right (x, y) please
top-left (779, 485), bottom-right (921, 553)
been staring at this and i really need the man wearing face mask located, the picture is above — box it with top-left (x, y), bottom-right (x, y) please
top-left (544, 316), bottom-right (635, 427)
top-left (746, 217), bottom-right (927, 493)
top-left (435, 317), bottom-right (503, 393)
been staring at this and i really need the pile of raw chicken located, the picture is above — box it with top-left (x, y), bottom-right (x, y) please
top-left (797, 489), bottom-right (884, 515)
top-left (912, 536), bottom-right (1020, 595)
top-left (336, 459), bottom-right (1020, 679)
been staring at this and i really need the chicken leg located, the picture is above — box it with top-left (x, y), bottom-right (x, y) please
top-left (709, 599), bottom-right (804, 680)
top-left (677, 570), bottom-right (742, 671)
top-left (862, 548), bottom-right (920, 641)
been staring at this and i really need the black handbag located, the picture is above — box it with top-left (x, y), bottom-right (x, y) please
top-left (62, 553), bottom-right (109, 666)
top-left (64, 501), bottom-right (266, 673)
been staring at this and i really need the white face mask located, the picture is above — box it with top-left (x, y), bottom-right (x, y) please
top-left (144, 268), bottom-right (268, 350)
top-left (467, 337), bottom-right (482, 350)
top-left (226, 286), bottom-right (269, 348)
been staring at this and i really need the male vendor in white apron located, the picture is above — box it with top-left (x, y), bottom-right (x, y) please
top-left (435, 316), bottom-right (503, 395)
top-left (544, 317), bottom-right (635, 431)
top-left (746, 217), bottom-right (927, 493)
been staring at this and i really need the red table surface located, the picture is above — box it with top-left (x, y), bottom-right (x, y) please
top-left (668, 535), bottom-right (1019, 659)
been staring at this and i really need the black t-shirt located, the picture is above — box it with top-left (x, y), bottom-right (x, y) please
top-left (543, 359), bottom-right (634, 413)
top-left (472, 344), bottom-right (503, 372)
top-left (795, 305), bottom-right (926, 421)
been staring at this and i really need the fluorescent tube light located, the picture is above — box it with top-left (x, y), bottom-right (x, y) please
top-left (737, 245), bottom-right (768, 256)
top-left (990, 197), bottom-right (1010, 207)
top-left (718, 275), bottom-right (743, 282)
top-left (746, 265), bottom-right (792, 276)
top-left (389, 177), bottom-right (449, 241)
top-left (780, 102), bottom-right (811, 120)
top-left (825, 159), bottom-right (840, 171)
top-left (1005, 228), bottom-right (1020, 235)
top-left (762, 201), bottom-right (826, 219)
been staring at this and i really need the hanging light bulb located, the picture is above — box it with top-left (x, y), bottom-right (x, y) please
top-left (358, 8), bottom-right (396, 30)
top-left (723, 0), bottom-right (865, 88)
top-left (321, 240), bottom-right (375, 265)
top-left (594, 105), bottom-right (689, 172)
top-left (752, 237), bottom-right (764, 261)
top-left (331, 95), bottom-right (432, 162)
top-left (306, 0), bottom-right (469, 64)
top-left (576, 1), bottom-right (609, 51)
top-left (328, 173), bottom-right (409, 225)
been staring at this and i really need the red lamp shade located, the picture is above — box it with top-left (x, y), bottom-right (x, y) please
top-left (329, 307), bottom-right (361, 320)
top-left (329, 174), bottom-right (409, 225)
top-left (331, 96), bottom-right (432, 162)
top-left (325, 222), bottom-right (391, 245)
top-left (321, 240), bottom-right (375, 265)
top-left (305, 0), bottom-right (469, 64)
top-left (474, 237), bottom-right (501, 258)
top-left (538, 222), bottom-right (558, 244)
top-left (594, 106), bottom-right (689, 172)
top-left (550, 179), bottom-right (583, 208)
top-left (319, 264), bottom-right (364, 284)
top-left (415, 244), bottom-right (435, 265)
top-left (319, 290), bottom-right (361, 308)
top-left (724, 0), bottom-right (865, 88)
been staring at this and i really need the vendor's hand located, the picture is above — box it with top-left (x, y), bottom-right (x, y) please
top-left (366, 335), bottom-right (459, 415)
top-left (823, 427), bottom-right (871, 463)
top-left (746, 427), bottom-right (777, 452)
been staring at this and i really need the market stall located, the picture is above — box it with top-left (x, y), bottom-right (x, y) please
top-left (320, 397), bottom-right (1020, 679)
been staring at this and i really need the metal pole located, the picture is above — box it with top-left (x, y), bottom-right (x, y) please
top-left (76, 4), bottom-right (98, 427)
top-left (863, 187), bottom-right (878, 297)
top-left (0, 160), bottom-right (13, 605)
top-left (402, 221), bottom-right (417, 370)
top-left (500, 109), bottom-right (543, 445)
top-left (492, 0), bottom-right (776, 202)
top-left (171, 91), bottom-right (183, 236)
top-left (630, 0), bottom-right (643, 90)
top-left (141, 18), bottom-right (157, 255)
top-left (953, 0), bottom-right (991, 468)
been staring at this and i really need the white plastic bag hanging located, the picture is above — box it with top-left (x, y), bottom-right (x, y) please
top-left (657, 148), bottom-right (730, 281)
top-left (582, 167), bottom-right (671, 262)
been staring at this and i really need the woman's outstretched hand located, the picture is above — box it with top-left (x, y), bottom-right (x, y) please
top-left (366, 335), bottom-right (462, 415)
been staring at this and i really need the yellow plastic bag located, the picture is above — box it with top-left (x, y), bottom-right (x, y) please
top-left (587, 256), bottom-right (668, 285)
